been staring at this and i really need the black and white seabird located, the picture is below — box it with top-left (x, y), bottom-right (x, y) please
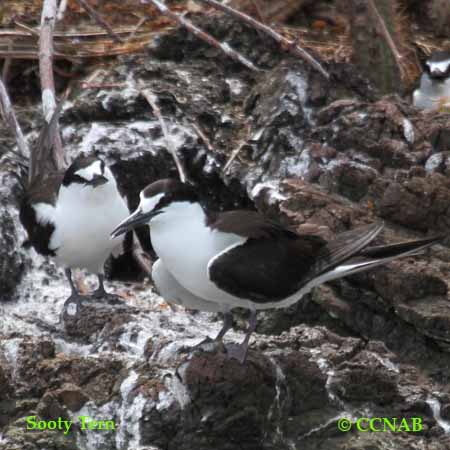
top-left (111, 179), bottom-right (442, 362)
top-left (20, 154), bottom-right (130, 316)
top-left (413, 50), bottom-right (450, 110)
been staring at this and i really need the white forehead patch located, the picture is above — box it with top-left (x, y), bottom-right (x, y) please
top-left (75, 160), bottom-right (102, 181)
top-left (427, 58), bottom-right (450, 74)
top-left (140, 192), bottom-right (164, 213)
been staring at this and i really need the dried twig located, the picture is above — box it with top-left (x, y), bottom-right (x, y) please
top-left (127, 16), bottom-right (148, 42)
top-left (75, 0), bottom-right (124, 44)
top-left (192, 121), bottom-right (215, 153)
top-left (145, 0), bottom-right (260, 72)
top-left (132, 231), bottom-right (153, 276)
top-left (366, 0), bottom-right (406, 79)
top-left (14, 21), bottom-right (41, 37)
top-left (223, 141), bottom-right (247, 174)
top-left (39, 0), bottom-right (59, 123)
top-left (223, 123), bottom-right (252, 173)
top-left (195, 0), bottom-right (329, 79)
top-left (140, 84), bottom-right (188, 183)
top-left (37, 0), bottom-right (65, 180)
top-left (0, 78), bottom-right (30, 158)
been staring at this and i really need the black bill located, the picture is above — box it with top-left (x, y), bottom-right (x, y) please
top-left (110, 208), bottom-right (158, 238)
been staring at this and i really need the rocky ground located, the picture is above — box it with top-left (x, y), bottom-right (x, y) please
top-left (1, 12), bottom-right (450, 450)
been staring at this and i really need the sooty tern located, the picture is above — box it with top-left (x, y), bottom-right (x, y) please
top-left (112, 179), bottom-right (442, 363)
top-left (20, 153), bottom-right (130, 317)
top-left (413, 50), bottom-right (450, 110)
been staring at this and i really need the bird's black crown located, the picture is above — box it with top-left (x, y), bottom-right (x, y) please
top-left (142, 179), bottom-right (198, 209)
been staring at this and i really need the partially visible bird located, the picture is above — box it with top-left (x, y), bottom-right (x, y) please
top-left (112, 179), bottom-right (442, 363)
top-left (413, 50), bottom-right (450, 110)
top-left (17, 101), bottom-right (130, 317)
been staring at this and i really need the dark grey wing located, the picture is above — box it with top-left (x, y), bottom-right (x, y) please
top-left (29, 94), bottom-right (67, 185)
top-left (19, 173), bottom-right (63, 256)
top-left (208, 222), bottom-right (384, 304)
top-left (208, 234), bottom-right (327, 303)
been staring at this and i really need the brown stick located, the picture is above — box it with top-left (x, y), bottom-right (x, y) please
top-left (195, 0), bottom-right (329, 79)
top-left (37, 0), bottom-right (65, 181)
top-left (75, 0), bottom-right (124, 44)
top-left (132, 231), bottom-right (153, 276)
top-left (146, 0), bottom-right (260, 72)
top-left (126, 16), bottom-right (148, 42)
top-left (140, 84), bottom-right (188, 183)
top-left (192, 122), bottom-right (215, 154)
top-left (0, 78), bottom-right (30, 157)
top-left (366, 0), bottom-right (406, 79)
top-left (222, 124), bottom-right (251, 174)
top-left (14, 21), bottom-right (41, 37)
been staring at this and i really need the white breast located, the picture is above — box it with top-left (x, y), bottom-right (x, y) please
top-left (152, 259), bottom-right (224, 312)
top-left (413, 74), bottom-right (450, 110)
top-left (149, 202), bottom-right (251, 309)
top-left (40, 176), bottom-right (129, 274)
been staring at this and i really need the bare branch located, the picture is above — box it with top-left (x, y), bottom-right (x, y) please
top-left (132, 231), bottom-right (152, 276)
top-left (146, 0), bottom-right (260, 72)
top-left (192, 121), bottom-right (215, 154)
top-left (195, 0), bottom-right (329, 79)
top-left (39, 0), bottom-right (58, 123)
top-left (74, 0), bottom-right (124, 44)
top-left (139, 84), bottom-right (188, 183)
top-left (37, 0), bottom-right (65, 180)
top-left (222, 124), bottom-right (251, 174)
top-left (126, 16), bottom-right (148, 43)
top-left (0, 78), bottom-right (30, 158)
top-left (14, 21), bottom-right (41, 37)
top-left (366, 0), bottom-right (406, 79)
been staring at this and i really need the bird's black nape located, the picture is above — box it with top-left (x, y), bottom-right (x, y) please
top-left (141, 178), bottom-right (199, 208)
top-left (62, 153), bottom-right (106, 187)
top-left (425, 50), bottom-right (450, 79)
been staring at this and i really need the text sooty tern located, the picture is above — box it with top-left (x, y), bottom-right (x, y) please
top-left (413, 50), bottom-right (450, 110)
top-left (20, 154), bottom-right (130, 317)
top-left (112, 179), bottom-right (441, 363)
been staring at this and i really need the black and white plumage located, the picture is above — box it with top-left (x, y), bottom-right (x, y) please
top-left (112, 179), bottom-right (442, 362)
top-left (413, 50), bottom-right (450, 110)
top-left (20, 154), bottom-right (130, 313)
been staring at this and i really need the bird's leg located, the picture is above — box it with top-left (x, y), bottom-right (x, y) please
top-left (61, 268), bottom-right (84, 320)
top-left (66, 268), bottom-right (78, 296)
top-left (92, 274), bottom-right (108, 298)
top-left (226, 309), bottom-right (257, 364)
top-left (214, 310), bottom-right (233, 342)
top-left (193, 310), bottom-right (233, 350)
